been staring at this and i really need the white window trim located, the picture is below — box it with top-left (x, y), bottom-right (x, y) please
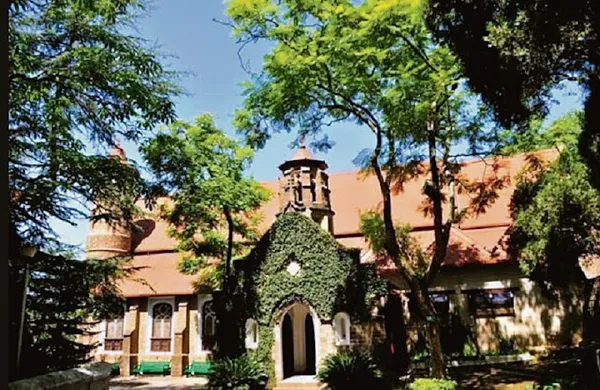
top-left (245, 318), bottom-right (259, 350)
top-left (99, 303), bottom-right (127, 354)
top-left (333, 312), bottom-right (351, 346)
top-left (147, 296), bottom-right (175, 355)
top-left (197, 294), bottom-right (213, 354)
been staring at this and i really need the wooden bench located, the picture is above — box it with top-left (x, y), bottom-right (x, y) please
top-left (132, 361), bottom-right (171, 375)
top-left (184, 361), bottom-right (212, 376)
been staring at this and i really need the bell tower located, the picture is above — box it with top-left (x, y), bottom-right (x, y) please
top-left (86, 145), bottom-right (132, 259)
top-left (277, 145), bottom-right (334, 234)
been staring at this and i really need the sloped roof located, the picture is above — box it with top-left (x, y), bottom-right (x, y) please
top-left (118, 149), bottom-right (558, 297)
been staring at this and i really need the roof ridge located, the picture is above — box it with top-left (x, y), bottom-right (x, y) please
top-left (259, 148), bottom-right (559, 185)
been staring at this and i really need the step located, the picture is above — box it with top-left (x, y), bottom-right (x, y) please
top-left (274, 375), bottom-right (324, 390)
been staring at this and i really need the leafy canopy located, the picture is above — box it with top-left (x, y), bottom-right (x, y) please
top-left (426, 0), bottom-right (600, 189)
top-left (141, 114), bottom-right (271, 290)
top-left (9, 0), bottom-right (180, 248)
top-left (509, 112), bottom-right (600, 288)
top-left (8, 0), bottom-right (179, 379)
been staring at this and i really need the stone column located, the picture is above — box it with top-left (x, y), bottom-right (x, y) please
top-left (121, 304), bottom-right (138, 377)
top-left (171, 301), bottom-right (188, 376)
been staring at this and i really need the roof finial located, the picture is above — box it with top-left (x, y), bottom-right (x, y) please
top-left (298, 135), bottom-right (306, 147)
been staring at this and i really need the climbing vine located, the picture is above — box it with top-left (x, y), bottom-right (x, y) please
top-left (220, 212), bottom-right (387, 383)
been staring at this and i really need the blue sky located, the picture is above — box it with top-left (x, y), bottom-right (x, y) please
top-left (52, 0), bottom-right (586, 252)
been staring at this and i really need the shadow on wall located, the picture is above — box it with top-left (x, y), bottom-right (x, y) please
top-left (130, 219), bottom-right (156, 252)
top-left (404, 241), bottom-right (584, 356)
top-left (467, 282), bottom-right (582, 354)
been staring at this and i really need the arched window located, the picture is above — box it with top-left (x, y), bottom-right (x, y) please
top-left (151, 303), bottom-right (173, 352)
top-left (245, 319), bottom-right (259, 349)
top-left (202, 301), bottom-right (216, 350)
top-left (333, 312), bottom-right (351, 346)
top-left (104, 306), bottom-right (125, 351)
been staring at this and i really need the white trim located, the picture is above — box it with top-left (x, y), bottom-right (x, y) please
top-left (99, 304), bottom-right (127, 354)
top-left (274, 302), bottom-right (321, 381)
top-left (245, 318), bottom-right (259, 350)
top-left (146, 296), bottom-right (175, 355)
top-left (333, 312), bottom-right (351, 346)
top-left (197, 294), bottom-right (213, 354)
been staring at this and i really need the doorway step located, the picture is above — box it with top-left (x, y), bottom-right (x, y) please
top-left (274, 375), bottom-right (323, 390)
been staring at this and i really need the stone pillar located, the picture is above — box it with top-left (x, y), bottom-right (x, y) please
top-left (121, 304), bottom-right (138, 377)
top-left (171, 301), bottom-right (188, 376)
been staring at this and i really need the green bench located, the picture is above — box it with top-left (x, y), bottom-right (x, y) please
top-left (132, 361), bottom-right (171, 375)
top-left (184, 361), bottom-right (212, 376)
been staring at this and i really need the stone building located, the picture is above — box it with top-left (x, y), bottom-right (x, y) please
top-left (84, 145), bottom-right (581, 387)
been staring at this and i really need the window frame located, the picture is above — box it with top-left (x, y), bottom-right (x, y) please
top-left (466, 288), bottom-right (517, 318)
top-left (333, 312), bottom-right (351, 346)
top-left (100, 304), bottom-right (127, 354)
top-left (201, 299), bottom-right (217, 351)
top-left (245, 318), bottom-right (259, 350)
top-left (147, 297), bottom-right (175, 355)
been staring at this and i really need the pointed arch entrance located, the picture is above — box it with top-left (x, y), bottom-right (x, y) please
top-left (275, 301), bottom-right (320, 380)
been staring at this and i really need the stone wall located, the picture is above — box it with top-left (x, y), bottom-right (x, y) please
top-left (9, 363), bottom-right (112, 390)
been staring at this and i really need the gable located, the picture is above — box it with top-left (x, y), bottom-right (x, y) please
top-left (235, 212), bottom-right (386, 324)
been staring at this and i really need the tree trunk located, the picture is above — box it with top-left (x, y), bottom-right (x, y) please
top-left (413, 282), bottom-right (446, 378)
top-left (582, 277), bottom-right (600, 340)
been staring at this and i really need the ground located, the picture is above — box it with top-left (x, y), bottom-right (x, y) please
top-left (109, 376), bottom-right (208, 390)
top-left (108, 349), bottom-right (581, 390)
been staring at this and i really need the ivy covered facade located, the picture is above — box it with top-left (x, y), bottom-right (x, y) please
top-left (82, 147), bottom-right (583, 388)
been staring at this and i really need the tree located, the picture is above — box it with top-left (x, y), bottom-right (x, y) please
top-left (226, 0), bottom-right (506, 377)
top-left (426, 0), bottom-right (600, 190)
top-left (507, 112), bottom-right (600, 340)
top-left (9, 0), bottom-right (179, 246)
top-left (140, 114), bottom-right (270, 356)
top-left (9, 0), bottom-right (179, 379)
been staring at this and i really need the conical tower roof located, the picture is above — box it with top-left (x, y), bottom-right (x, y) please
top-left (278, 145), bottom-right (328, 171)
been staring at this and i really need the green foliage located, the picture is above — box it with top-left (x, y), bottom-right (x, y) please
top-left (226, 0), bottom-right (506, 378)
top-left (229, 212), bottom-right (386, 381)
top-left (510, 148), bottom-right (600, 288)
top-left (360, 212), bottom-right (427, 278)
top-left (500, 111), bottom-right (584, 156)
top-left (208, 354), bottom-right (268, 390)
top-left (427, 0), bottom-right (600, 189)
top-left (236, 212), bottom-right (387, 324)
top-left (9, 0), bottom-right (180, 246)
top-left (317, 349), bottom-right (382, 390)
top-left (9, 251), bottom-right (129, 379)
top-left (409, 378), bottom-right (457, 390)
top-left (140, 114), bottom-right (271, 289)
top-left (9, 0), bottom-right (179, 380)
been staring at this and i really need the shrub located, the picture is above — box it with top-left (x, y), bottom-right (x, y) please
top-left (208, 354), bottom-right (268, 390)
top-left (317, 349), bottom-right (382, 390)
top-left (408, 378), bottom-right (457, 390)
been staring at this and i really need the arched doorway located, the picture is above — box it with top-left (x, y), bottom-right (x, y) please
top-left (279, 303), bottom-right (318, 378)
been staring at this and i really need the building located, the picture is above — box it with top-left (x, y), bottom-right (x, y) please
top-left (84, 145), bottom-right (581, 386)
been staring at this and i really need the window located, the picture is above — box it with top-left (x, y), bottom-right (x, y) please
top-left (104, 307), bottom-right (124, 351)
top-left (333, 312), bottom-right (351, 346)
top-left (407, 292), bottom-right (452, 323)
top-left (468, 289), bottom-right (515, 318)
top-left (151, 303), bottom-right (173, 352)
top-left (431, 293), bottom-right (451, 322)
top-left (245, 319), bottom-right (259, 349)
top-left (202, 301), bottom-right (216, 351)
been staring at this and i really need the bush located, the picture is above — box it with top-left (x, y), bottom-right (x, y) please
top-left (208, 354), bottom-right (268, 390)
top-left (408, 378), bottom-right (457, 390)
top-left (317, 349), bottom-right (382, 390)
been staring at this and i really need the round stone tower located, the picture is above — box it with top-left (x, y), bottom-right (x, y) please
top-left (278, 145), bottom-right (335, 234)
top-left (86, 145), bottom-right (132, 259)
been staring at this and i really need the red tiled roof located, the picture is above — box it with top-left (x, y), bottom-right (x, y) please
top-left (118, 149), bottom-right (558, 297)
